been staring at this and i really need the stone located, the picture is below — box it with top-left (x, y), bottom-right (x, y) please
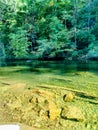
top-left (33, 89), bottom-right (55, 100)
top-left (63, 92), bottom-right (74, 102)
top-left (49, 108), bottom-right (61, 120)
top-left (61, 106), bottom-right (84, 122)
top-left (29, 96), bottom-right (38, 104)
top-left (48, 101), bottom-right (61, 120)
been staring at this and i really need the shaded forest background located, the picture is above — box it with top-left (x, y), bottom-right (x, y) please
top-left (0, 0), bottom-right (98, 60)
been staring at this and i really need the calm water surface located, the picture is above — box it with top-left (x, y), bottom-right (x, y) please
top-left (0, 60), bottom-right (98, 94)
top-left (0, 60), bottom-right (98, 71)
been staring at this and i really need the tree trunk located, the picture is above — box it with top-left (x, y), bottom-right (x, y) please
top-left (87, 0), bottom-right (91, 30)
top-left (73, 0), bottom-right (77, 48)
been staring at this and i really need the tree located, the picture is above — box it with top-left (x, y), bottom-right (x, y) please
top-left (9, 27), bottom-right (31, 58)
top-left (0, 0), bottom-right (98, 60)
top-left (73, 0), bottom-right (78, 48)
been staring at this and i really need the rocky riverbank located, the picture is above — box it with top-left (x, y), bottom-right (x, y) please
top-left (0, 83), bottom-right (98, 130)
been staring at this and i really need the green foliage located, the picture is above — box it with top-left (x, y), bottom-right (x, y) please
top-left (88, 41), bottom-right (98, 58)
top-left (76, 30), bottom-right (96, 50)
top-left (9, 28), bottom-right (31, 58)
top-left (92, 9), bottom-right (98, 40)
top-left (36, 16), bottom-right (71, 59)
top-left (0, 0), bottom-right (98, 60)
top-left (0, 41), bottom-right (5, 59)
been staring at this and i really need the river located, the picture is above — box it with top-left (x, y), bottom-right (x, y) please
top-left (0, 60), bottom-right (98, 130)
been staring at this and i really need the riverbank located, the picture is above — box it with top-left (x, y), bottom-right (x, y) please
top-left (0, 72), bottom-right (98, 129)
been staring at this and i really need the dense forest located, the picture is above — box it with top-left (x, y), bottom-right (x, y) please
top-left (0, 0), bottom-right (98, 60)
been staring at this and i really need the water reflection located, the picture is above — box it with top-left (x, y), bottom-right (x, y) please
top-left (0, 60), bottom-right (98, 74)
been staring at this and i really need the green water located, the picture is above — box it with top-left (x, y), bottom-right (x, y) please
top-left (0, 60), bottom-right (98, 95)
top-left (0, 60), bottom-right (98, 130)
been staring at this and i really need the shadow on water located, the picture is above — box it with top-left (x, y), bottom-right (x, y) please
top-left (0, 59), bottom-right (98, 75)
